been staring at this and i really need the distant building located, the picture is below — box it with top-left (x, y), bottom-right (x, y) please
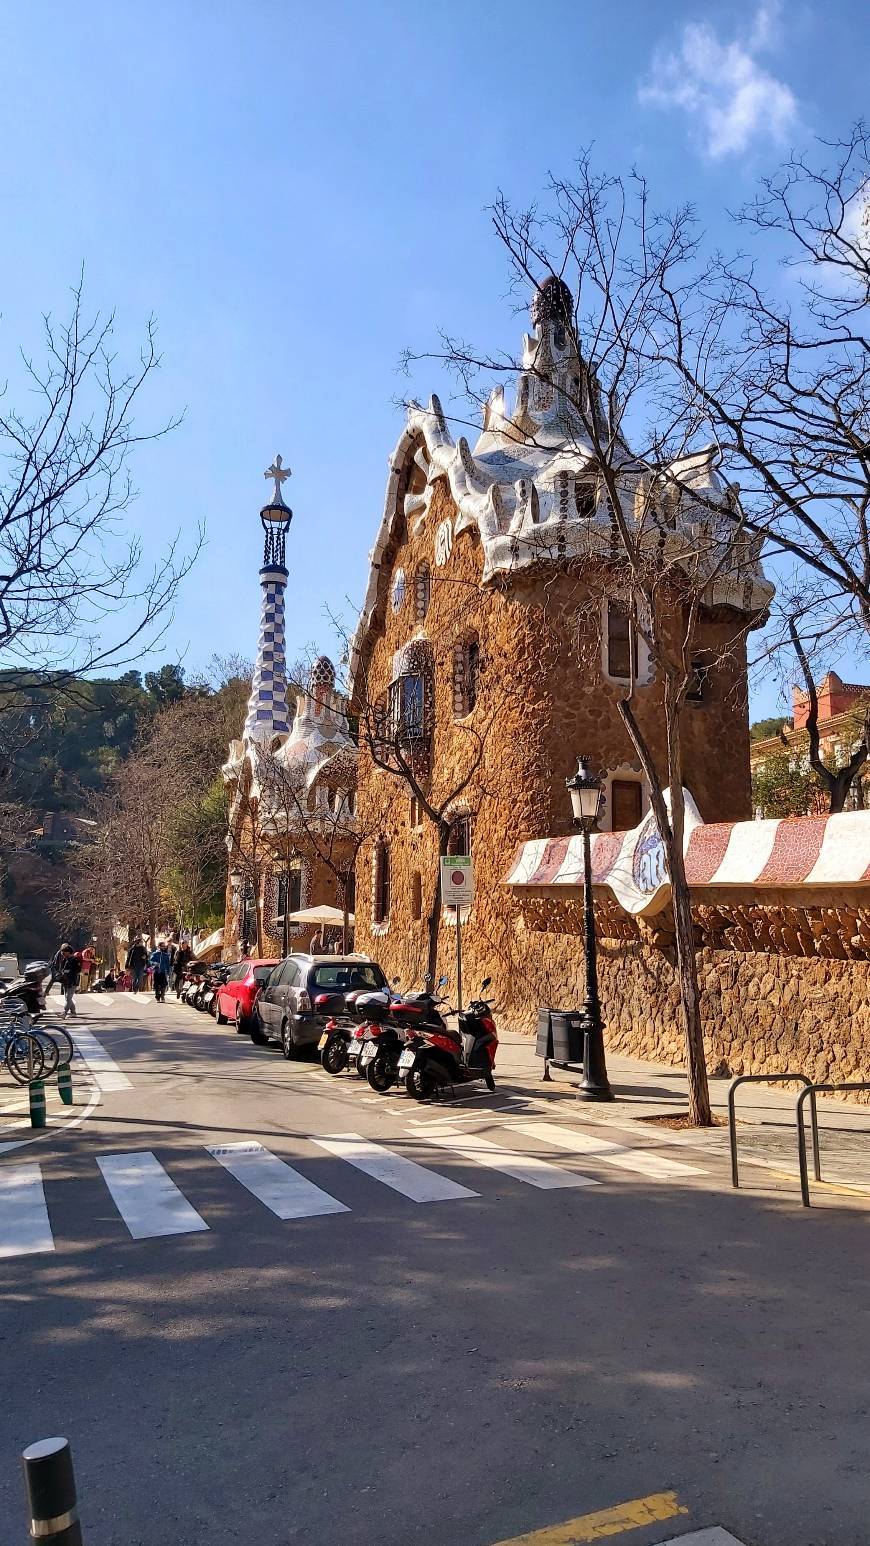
top-left (38, 812), bottom-right (97, 847)
top-left (750, 671), bottom-right (870, 813)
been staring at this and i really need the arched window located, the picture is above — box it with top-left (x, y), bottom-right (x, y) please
top-left (373, 840), bottom-right (390, 925)
top-left (411, 870), bottom-right (422, 921)
top-left (453, 635), bottom-right (480, 718)
top-left (415, 562), bottom-right (431, 620)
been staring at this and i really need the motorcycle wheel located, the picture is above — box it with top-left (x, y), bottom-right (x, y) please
top-left (321, 1034), bottom-right (348, 1075)
top-left (366, 1053), bottom-right (394, 1093)
top-left (356, 1057), bottom-right (369, 1078)
top-left (485, 1072), bottom-right (495, 1092)
top-left (406, 1064), bottom-right (449, 1102)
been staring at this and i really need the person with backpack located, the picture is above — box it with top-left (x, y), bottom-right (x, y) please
top-left (125, 939), bottom-right (149, 993)
top-left (59, 945), bottom-right (82, 1019)
top-left (172, 942), bottom-right (192, 998)
top-left (149, 942), bottom-right (172, 1004)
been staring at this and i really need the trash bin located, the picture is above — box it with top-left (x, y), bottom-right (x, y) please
top-left (550, 1010), bottom-right (584, 1065)
top-left (536, 1007), bottom-right (554, 1060)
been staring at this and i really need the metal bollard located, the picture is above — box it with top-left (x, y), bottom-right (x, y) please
top-left (21, 1435), bottom-right (83, 1544)
top-left (57, 1063), bottom-right (73, 1106)
top-left (29, 1080), bottom-right (46, 1129)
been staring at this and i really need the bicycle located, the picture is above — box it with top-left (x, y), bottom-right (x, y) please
top-left (0, 1003), bottom-right (46, 1084)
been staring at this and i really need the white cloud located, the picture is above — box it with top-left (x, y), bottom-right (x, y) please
top-left (639, 4), bottom-right (798, 159)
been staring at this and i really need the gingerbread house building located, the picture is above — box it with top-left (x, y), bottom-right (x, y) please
top-left (350, 279), bottom-right (772, 1019)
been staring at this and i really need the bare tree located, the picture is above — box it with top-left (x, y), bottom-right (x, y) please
top-left (0, 279), bottom-right (198, 713)
top-left (654, 124), bottom-right (870, 658)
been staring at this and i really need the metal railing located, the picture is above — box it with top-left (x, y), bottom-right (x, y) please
top-left (728, 1073), bottom-right (819, 1190)
top-left (797, 1081), bottom-right (870, 1206)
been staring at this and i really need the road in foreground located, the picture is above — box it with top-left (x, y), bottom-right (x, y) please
top-left (0, 992), bottom-right (866, 1546)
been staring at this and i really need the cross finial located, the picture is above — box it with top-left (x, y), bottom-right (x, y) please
top-left (264, 453), bottom-right (292, 506)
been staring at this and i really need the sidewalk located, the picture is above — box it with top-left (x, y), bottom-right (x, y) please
top-left (494, 1031), bottom-right (870, 1196)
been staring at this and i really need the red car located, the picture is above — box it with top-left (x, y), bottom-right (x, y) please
top-left (216, 958), bottom-right (278, 1034)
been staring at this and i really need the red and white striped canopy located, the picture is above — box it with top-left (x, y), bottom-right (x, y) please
top-left (504, 807), bottom-right (870, 916)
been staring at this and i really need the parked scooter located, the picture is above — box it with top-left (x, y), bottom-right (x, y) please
top-left (398, 979), bottom-right (498, 1100)
top-left (362, 976), bottom-right (447, 1093)
top-left (0, 961), bottom-right (49, 1020)
top-left (319, 983), bottom-right (396, 1076)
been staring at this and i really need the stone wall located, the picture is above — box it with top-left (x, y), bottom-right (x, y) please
top-left (508, 891), bottom-right (870, 1096)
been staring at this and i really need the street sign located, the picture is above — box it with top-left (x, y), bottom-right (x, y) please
top-left (440, 855), bottom-right (474, 907)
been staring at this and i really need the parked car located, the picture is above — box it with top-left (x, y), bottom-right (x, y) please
top-left (253, 954), bottom-right (387, 1058)
top-left (215, 958), bottom-right (279, 1034)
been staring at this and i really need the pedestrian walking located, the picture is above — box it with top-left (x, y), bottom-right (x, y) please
top-left (59, 945), bottom-right (81, 1019)
top-left (47, 944), bottom-right (66, 994)
top-left (149, 942), bottom-right (172, 1004)
top-left (125, 938), bottom-right (149, 993)
top-left (172, 942), bottom-right (192, 997)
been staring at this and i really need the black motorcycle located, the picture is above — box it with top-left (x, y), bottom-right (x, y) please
top-left (399, 979), bottom-right (498, 1101)
top-left (362, 977), bottom-right (448, 1092)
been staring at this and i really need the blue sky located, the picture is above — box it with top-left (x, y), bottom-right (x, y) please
top-left (1, 0), bottom-right (866, 718)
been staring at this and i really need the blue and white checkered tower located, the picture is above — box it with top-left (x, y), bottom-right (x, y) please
top-left (243, 455), bottom-right (294, 744)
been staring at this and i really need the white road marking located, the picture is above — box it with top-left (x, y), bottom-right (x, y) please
top-left (418, 1130), bottom-right (599, 1190)
top-left (70, 1027), bottom-right (132, 1091)
top-left (97, 1152), bottom-right (208, 1239)
top-left (206, 1141), bottom-right (348, 1219)
top-left (659, 1532), bottom-right (747, 1545)
top-left (515, 1121), bottom-right (705, 1180)
top-left (0, 1164), bottom-right (54, 1256)
top-left (310, 1132), bottom-right (479, 1202)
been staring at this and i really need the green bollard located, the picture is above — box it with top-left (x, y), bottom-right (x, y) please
top-left (57, 1062), bottom-right (73, 1106)
top-left (29, 1079), bottom-right (46, 1129)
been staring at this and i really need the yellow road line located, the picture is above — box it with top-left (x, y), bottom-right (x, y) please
top-left (488, 1490), bottom-right (688, 1544)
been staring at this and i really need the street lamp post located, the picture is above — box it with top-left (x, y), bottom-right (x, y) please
top-left (566, 757), bottom-right (614, 1102)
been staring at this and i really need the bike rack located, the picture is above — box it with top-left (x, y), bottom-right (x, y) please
top-left (728, 1073), bottom-right (819, 1190)
top-left (796, 1081), bottom-right (870, 1206)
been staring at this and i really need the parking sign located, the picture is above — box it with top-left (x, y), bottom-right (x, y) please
top-left (440, 855), bottom-right (474, 906)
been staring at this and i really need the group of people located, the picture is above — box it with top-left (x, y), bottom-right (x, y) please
top-left (124, 938), bottom-right (194, 1002)
top-left (46, 936), bottom-right (198, 1017)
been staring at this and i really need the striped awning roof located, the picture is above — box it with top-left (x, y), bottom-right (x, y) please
top-left (504, 806), bottom-right (870, 916)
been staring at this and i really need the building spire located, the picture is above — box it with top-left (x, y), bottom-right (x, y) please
top-left (242, 457), bottom-right (293, 744)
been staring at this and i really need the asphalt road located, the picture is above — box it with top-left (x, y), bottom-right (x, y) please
top-left (0, 993), bottom-right (867, 1546)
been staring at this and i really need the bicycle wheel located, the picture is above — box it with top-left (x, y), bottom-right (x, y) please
top-left (41, 1024), bottom-right (74, 1065)
top-left (32, 1030), bottom-right (60, 1077)
top-left (6, 1033), bottom-right (45, 1084)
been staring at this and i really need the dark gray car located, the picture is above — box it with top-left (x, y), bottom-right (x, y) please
top-left (252, 955), bottom-right (387, 1059)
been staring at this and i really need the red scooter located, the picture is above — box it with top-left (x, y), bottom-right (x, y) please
top-left (397, 979), bottom-right (498, 1101)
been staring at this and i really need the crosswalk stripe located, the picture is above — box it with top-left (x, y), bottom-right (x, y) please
top-left (70, 1027), bottom-right (132, 1091)
top-left (206, 1141), bottom-right (349, 1219)
top-left (515, 1122), bottom-right (705, 1180)
top-left (97, 1152), bottom-right (209, 1239)
top-left (0, 1164), bottom-right (54, 1257)
top-left (418, 1131), bottom-right (599, 1190)
top-left (310, 1132), bottom-right (479, 1202)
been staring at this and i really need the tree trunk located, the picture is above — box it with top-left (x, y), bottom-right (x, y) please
top-left (663, 688), bottom-right (712, 1126)
top-left (618, 687), bottom-right (712, 1126)
top-left (425, 820), bottom-right (451, 987)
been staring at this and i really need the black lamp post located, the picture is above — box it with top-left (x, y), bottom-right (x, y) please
top-left (566, 757), bottom-right (614, 1102)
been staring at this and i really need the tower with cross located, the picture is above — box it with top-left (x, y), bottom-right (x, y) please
top-left (242, 455), bottom-right (294, 743)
